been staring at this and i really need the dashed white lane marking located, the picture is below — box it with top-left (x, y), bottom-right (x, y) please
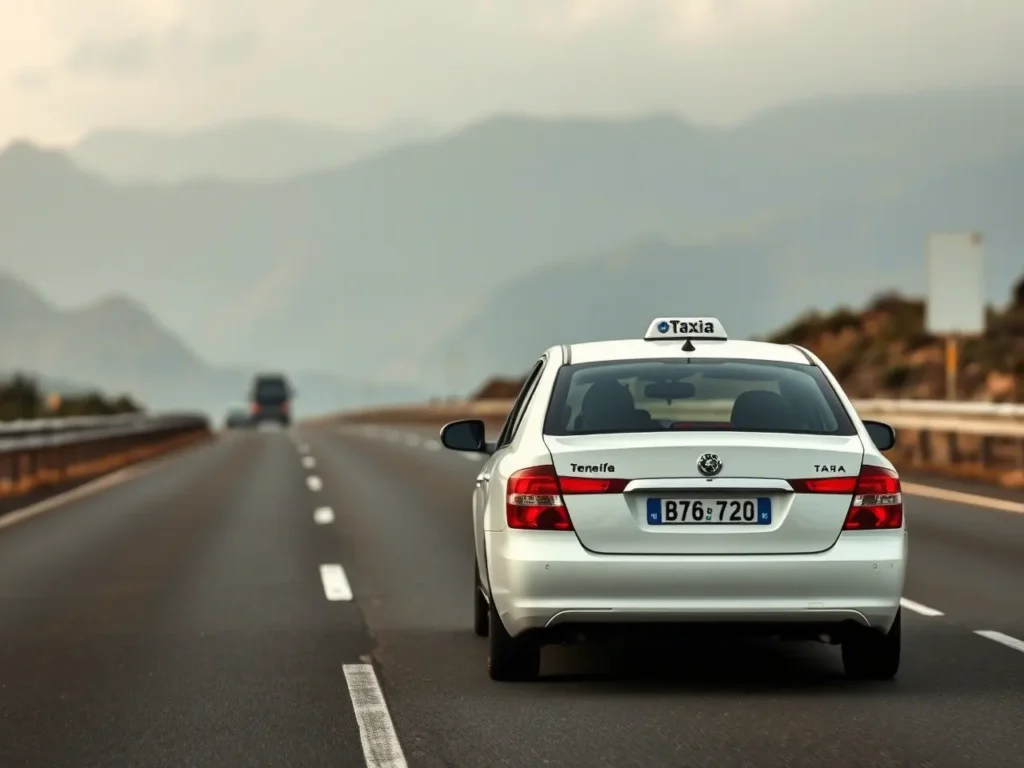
top-left (319, 564), bottom-right (352, 601)
top-left (424, 440), bottom-right (441, 451)
top-left (975, 630), bottom-right (1024, 654)
top-left (307, 475), bottom-right (323, 491)
top-left (344, 663), bottom-right (408, 768)
top-left (900, 598), bottom-right (944, 617)
top-left (314, 506), bottom-right (334, 525)
top-left (297, 443), bottom-right (310, 453)
top-left (302, 455), bottom-right (317, 469)
top-left (903, 481), bottom-right (1024, 515)
top-left (404, 434), bottom-right (421, 447)
top-left (462, 452), bottom-right (483, 462)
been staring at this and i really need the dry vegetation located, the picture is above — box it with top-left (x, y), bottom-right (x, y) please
top-left (768, 272), bottom-right (1024, 402)
top-left (467, 273), bottom-right (1024, 403)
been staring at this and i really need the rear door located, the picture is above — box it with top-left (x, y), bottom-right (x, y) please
top-left (541, 356), bottom-right (866, 556)
top-left (476, 358), bottom-right (547, 591)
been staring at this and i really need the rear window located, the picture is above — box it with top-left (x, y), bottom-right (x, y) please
top-left (253, 379), bottom-right (289, 404)
top-left (543, 358), bottom-right (855, 436)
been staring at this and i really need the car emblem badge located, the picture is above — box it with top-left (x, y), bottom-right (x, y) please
top-left (697, 452), bottom-right (722, 477)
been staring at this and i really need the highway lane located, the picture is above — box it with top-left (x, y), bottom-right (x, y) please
top-left (0, 422), bottom-right (1022, 767)
top-left (313, 422), bottom-right (1024, 768)
top-left (0, 430), bottom-right (388, 768)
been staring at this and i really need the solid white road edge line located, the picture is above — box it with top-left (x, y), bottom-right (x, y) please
top-left (974, 630), bottom-right (1024, 654)
top-left (313, 506), bottom-right (334, 525)
top-left (307, 475), bottom-right (323, 491)
top-left (903, 481), bottom-right (1024, 515)
top-left (319, 564), bottom-right (352, 601)
top-left (900, 598), bottom-right (944, 617)
top-left (344, 663), bottom-right (408, 768)
top-left (302, 455), bottom-right (317, 468)
top-left (0, 451), bottom-right (182, 533)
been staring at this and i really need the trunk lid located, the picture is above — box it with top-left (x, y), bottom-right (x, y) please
top-left (543, 431), bottom-right (865, 555)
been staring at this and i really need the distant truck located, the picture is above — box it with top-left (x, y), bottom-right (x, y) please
top-left (249, 373), bottom-right (293, 426)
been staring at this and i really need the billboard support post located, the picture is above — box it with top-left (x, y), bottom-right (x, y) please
top-left (945, 336), bottom-right (958, 401)
top-left (925, 232), bottom-right (985, 402)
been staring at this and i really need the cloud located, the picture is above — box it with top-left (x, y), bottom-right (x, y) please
top-left (64, 25), bottom-right (257, 77)
top-left (3, 0), bottom-right (1024, 143)
top-left (67, 34), bottom-right (157, 75)
top-left (13, 68), bottom-right (49, 91)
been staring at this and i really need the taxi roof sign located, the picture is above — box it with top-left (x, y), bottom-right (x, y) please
top-left (644, 317), bottom-right (728, 341)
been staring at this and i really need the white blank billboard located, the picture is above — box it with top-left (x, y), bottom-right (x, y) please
top-left (925, 232), bottom-right (985, 336)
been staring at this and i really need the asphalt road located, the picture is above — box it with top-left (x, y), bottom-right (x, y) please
top-left (1, 423), bottom-right (1023, 767)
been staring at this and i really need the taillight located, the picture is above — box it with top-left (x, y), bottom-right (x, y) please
top-left (250, 402), bottom-right (259, 414)
top-left (843, 465), bottom-right (903, 530)
top-left (505, 466), bottom-right (629, 531)
top-left (788, 477), bottom-right (858, 494)
top-left (788, 465), bottom-right (902, 530)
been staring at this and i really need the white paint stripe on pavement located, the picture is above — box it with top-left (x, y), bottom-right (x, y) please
top-left (319, 564), bottom-right (352, 601)
top-left (424, 440), bottom-right (441, 451)
top-left (900, 598), bottom-right (944, 617)
top-left (0, 463), bottom-right (153, 532)
top-left (344, 663), bottom-right (408, 768)
top-left (302, 455), bottom-right (317, 469)
top-left (404, 434), bottom-right (421, 447)
top-left (307, 475), bottom-right (323, 491)
top-left (975, 630), bottom-right (1024, 655)
top-left (903, 481), bottom-right (1024, 515)
top-left (313, 506), bottom-right (334, 525)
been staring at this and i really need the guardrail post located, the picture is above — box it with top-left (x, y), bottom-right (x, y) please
top-left (980, 436), bottom-right (995, 469)
top-left (917, 430), bottom-right (932, 465)
top-left (0, 453), bottom-right (10, 497)
top-left (945, 432), bottom-right (959, 465)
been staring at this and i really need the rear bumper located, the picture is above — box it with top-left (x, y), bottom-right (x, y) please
top-left (251, 410), bottom-right (290, 424)
top-left (486, 529), bottom-right (906, 638)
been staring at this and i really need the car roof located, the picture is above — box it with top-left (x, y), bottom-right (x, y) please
top-left (565, 338), bottom-right (811, 366)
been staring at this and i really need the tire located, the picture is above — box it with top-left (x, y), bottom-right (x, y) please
top-left (488, 598), bottom-right (540, 682)
top-left (474, 562), bottom-right (489, 638)
top-left (842, 608), bottom-right (901, 680)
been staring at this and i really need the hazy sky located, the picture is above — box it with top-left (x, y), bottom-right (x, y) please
top-left (6, 0), bottom-right (1024, 144)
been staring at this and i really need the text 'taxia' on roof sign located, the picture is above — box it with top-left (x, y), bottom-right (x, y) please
top-left (644, 317), bottom-right (728, 341)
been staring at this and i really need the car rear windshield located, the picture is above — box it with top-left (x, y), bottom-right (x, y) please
top-left (253, 380), bottom-right (289, 404)
top-left (543, 358), bottom-right (856, 436)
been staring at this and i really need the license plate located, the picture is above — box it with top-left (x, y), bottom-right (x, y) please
top-left (646, 497), bottom-right (771, 525)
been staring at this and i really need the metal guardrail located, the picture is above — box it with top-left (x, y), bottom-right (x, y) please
top-left (852, 399), bottom-right (1024, 419)
top-left (0, 412), bottom-right (212, 499)
top-left (344, 398), bottom-right (1024, 425)
top-left (342, 396), bottom-right (1024, 450)
top-left (339, 396), bottom-right (1024, 484)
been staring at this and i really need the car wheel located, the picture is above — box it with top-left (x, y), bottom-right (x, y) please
top-left (841, 608), bottom-right (901, 680)
top-left (474, 562), bottom-right (489, 638)
top-left (488, 598), bottom-right (540, 682)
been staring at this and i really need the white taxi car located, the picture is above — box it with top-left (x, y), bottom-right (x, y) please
top-left (440, 318), bottom-right (906, 682)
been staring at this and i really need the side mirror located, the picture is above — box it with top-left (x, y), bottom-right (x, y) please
top-left (863, 420), bottom-right (896, 452)
top-left (440, 419), bottom-right (488, 452)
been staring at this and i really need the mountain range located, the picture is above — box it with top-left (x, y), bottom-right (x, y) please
top-left (0, 274), bottom-right (420, 417)
top-left (1, 85), bottom-right (1022, 402)
top-left (68, 118), bottom-right (440, 182)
